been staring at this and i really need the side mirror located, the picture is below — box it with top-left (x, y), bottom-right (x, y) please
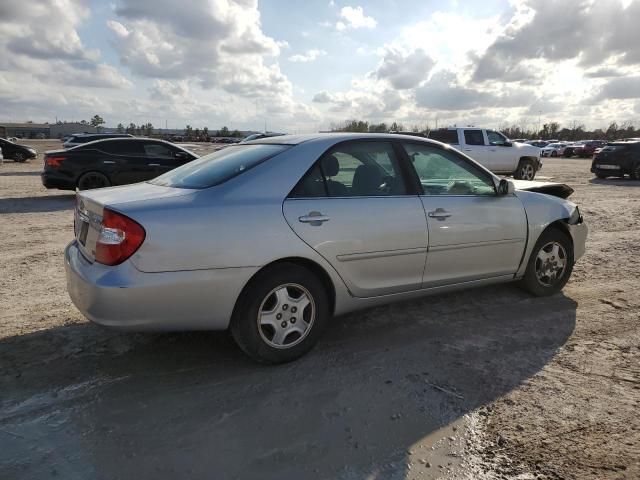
top-left (497, 178), bottom-right (515, 195)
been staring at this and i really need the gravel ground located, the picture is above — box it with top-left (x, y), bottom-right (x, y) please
top-left (0, 140), bottom-right (638, 479)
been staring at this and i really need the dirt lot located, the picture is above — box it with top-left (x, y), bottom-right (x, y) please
top-left (1, 140), bottom-right (638, 479)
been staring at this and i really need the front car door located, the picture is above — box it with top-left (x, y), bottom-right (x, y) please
top-left (402, 142), bottom-right (528, 287)
top-left (140, 141), bottom-right (188, 178)
top-left (283, 141), bottom-right (428, 298)
top-left (486, 130), bottom-right (516, 172)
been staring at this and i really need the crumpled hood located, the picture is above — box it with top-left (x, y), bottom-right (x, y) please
top-left (512, 180), bottom-right (574, 199)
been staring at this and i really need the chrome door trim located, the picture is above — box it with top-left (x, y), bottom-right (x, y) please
top-left (336, 247), bottom-right (428, 262)
top-left (428, 238), bottom-right (525, 253)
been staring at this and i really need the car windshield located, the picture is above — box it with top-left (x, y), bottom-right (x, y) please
top-left (150, 144), bottom-right (289, 189)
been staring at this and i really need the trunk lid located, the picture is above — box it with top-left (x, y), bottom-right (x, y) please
top-left (74, 182), bottom-right (195, 262)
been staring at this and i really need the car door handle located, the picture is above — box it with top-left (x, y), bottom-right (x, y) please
top-left (299, 212), bottom-right (330, 225)
top-left (428, 208), bottom-right (452, 220)
top-left (103, 160), bottom-right (115, 164)
top-left (148, 163), bottom-right (160, 167)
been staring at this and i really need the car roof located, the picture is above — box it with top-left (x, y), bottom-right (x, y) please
top-left (69, 137), bottom-right (196, 153)
top-left (243, 132), bottom-right (444, 146)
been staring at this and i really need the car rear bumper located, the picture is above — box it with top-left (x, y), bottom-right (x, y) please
top-left (41, 172), bottom-right (76, 190)
top-left (65, 241), bottom-right (257, 331)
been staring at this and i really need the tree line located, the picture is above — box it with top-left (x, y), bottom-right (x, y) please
top-left (331, 119), bottom-right (640, 141)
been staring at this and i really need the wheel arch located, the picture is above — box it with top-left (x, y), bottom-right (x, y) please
top-left (232, 256), bottom-right (337, 322)
top-left (76, 170), bottom-right (112, 188)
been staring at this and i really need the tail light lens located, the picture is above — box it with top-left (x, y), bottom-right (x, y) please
top-left (95, 208), bottom-right (146, 266)
top-left (45, 155), bottom-right (66, 168)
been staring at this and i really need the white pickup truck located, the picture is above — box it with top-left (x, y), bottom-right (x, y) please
top-left (427, 128), bottom-right (542, 180)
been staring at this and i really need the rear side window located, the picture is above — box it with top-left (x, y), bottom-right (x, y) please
top-left (150, 144), bottom-right (289, 189)
top-left (97, 140), bottom-right (145, 155)
top-left (463, 130), bottom-right (485, 146)
top-left (427, 130), bottom-right (459, 145)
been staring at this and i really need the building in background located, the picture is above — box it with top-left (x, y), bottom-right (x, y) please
top-left (50, 123), bottom-right (97, 138)
top-left (1, 123), bottom-right (50, 139)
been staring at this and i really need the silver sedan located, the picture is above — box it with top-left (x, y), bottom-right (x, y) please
top-left (66, 133), bottom-right (587, 363)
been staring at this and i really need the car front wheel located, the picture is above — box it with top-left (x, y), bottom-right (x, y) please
top-left (13, 152), bottom-right (26, 162)
top-left (230, 263), bottom-right (330, 364)
top-left (514, 160), bottom-right (536, 180)
top-left (521, 227), bottom-right (574, 296)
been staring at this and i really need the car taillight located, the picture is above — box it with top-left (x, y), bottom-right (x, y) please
top-left (95, 208), bottom-right (146, 266)
top-left (45, 155), bottom-right (66, 168)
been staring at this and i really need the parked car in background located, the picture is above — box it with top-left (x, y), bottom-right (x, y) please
top-left (427, 128), bottom-right (542, 180)
top-left (526, 140), bottom-right (550, 148)
top-left (0, 137), bottom-right (37, 162)
top-left (63, 133), bottom-right (133, 149)
top-left (591, 142), bottom-right (640, 179)
top-left (572, 140), bottom-right (606, 158)
top-left (541, 143), bottom-right (569, 157)
top-left (240, 133), bottom-right (285, 143)
top-left (65, 133), bottom-right (587, 363)
top-left (42, 138), bottom-right (197, 190)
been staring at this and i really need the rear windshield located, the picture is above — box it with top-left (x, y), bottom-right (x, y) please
top-left (427, 130), bottom-right (459, 145)
top-left (150, 144), bottom-right (289, 189)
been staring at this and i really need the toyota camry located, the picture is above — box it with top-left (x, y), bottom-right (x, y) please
top-left (66, 133), bottom-right (587, 363)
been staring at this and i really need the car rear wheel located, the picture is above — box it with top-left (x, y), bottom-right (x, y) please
top-left (521, 227), bottom-right (574, 297)
top-left (632, 163), bottom-right (640, 180)
top-left (514, 160), bottom-right (536, 180)
top-left (230, 263), bottom-right (330, 364)
top-left (551, 151), bottom-right (558, 157)
top-left (77, 172), bottom-right (110, 190)
top-left (595, 173), bottom-right (607, 179)
top-left (13, 152), bottom-right (26, 162)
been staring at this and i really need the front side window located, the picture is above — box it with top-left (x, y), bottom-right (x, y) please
top-left (464, 130), bottom-right (486, 146)
top-left (403, 143), bottom-right (496, 196)
top-left (291, 142), bottom-right (408, 198)
top-left (151, 144), bottom-right (289, 189)
top-left (143, 142), bottom-right (175, 158)
top-left (487, 131), bottom-right (508, 145)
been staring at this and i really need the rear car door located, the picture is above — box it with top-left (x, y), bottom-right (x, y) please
top-left (283, 141), bottom-right (428, 298)
top-left (402, 142), bottom-right (527, 287)
top-left (460, 129), bottom-right (489, 167)
top-left (98, 140), bottom-right (154, 185)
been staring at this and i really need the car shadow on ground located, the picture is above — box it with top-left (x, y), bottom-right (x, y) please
top-left (589, 177), bottom-right (640, 187)
top-left (0, 284), bottom-right (577, 480)
top-left (0, 171), bottom-right (41, 177)
top-left (0, 194), bottom-right (75, 214)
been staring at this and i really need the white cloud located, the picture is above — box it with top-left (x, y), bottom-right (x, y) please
top-left (288, 49), bottom-right (327, 63)
top-left (335, 6), bottom-right (376, 30)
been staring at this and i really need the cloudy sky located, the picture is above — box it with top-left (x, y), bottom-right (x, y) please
top-left (1, 0), bottom-right (639, 132)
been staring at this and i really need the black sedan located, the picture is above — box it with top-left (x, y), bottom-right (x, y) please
top-left (41, 138), bottom-right (198, 190)
top-left (0, 138), bottom-right (37, 162)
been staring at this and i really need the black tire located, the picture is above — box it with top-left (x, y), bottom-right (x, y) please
top-left (595, 173), bottom-right (607, 179)
top-left (520, 227), bottom-right (574, 297)
top-left (230, 262), bottom-right (330, 364)
top-left (13, 152), bottom-right (26, 162)
top-left (77, 172), bottom-right (110, 190)
top-left (514, 159), bottom-right (536, 180)
top-left (551, 151), bottom-right (557, 157)
top-left (632, 163), bottom-right (640, 181)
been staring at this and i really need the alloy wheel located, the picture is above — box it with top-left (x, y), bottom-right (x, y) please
top-left (535, 241), bottom-right (567, 287)
top-left (78, 173), bottom-right (109, 190)
top-left (257, 283), bottom-right (315, 349)
top-left (520, 163), bottom-right (535, 180)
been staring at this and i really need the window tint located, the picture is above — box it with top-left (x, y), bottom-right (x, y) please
top-left (403, 143), bottom-right (495, 196)
top-left (150, 144), bottom-right (289, 189)
top-left (487, 131), bottom-right (507, 145)
top-left (291, 142), bottom-right (407, 198)
top-left (143, 142), bottom-right (175, 158)
top-left (464, 130), bottom-right (485, 146)
top-left (97, 140), bottom-right (145, 155)
top-left (427, 129), bottom-right (459, 145)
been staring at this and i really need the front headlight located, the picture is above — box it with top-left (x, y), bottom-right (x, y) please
top-left (569, 206), bottom-right (583, 225)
